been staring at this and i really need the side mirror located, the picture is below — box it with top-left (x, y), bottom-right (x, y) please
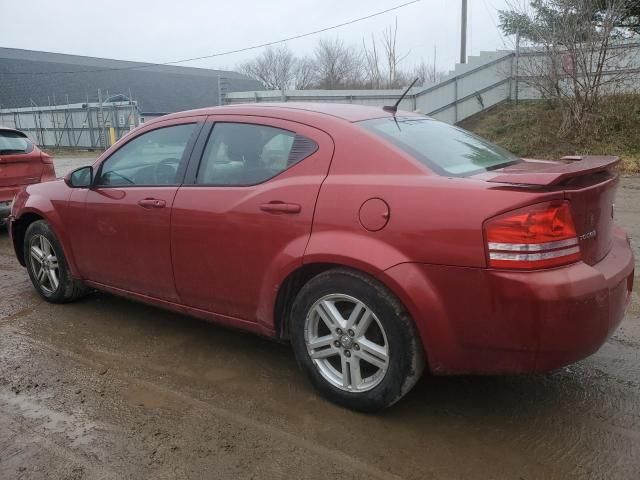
top-left (65, 166), bottom-right (93, 188)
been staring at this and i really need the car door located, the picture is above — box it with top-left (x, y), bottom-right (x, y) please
top-left (171, 116), bottom-right (334, 325)
top-left (72, 117), bottom-right (204, 301)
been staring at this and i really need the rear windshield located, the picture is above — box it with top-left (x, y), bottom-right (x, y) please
top-left (360, 117), bottom-right (519, 176)
top-left (0, 131), bottom-right (31, 154)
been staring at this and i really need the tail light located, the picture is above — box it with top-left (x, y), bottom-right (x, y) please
top-left (484, 201), bottom-right (581, 270)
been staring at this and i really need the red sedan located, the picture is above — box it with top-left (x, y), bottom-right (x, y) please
top-left (0, 127), bottom-right (55, 224)
top-left (6, 104), bottom-right (634, 411)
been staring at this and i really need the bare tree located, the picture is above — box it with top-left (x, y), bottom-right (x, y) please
top-left (500, 0), bottom-right (635, 135)
top-left (239, 46), bottom-right (297, 90)
top-left (381, 17), bottom-right (411, 88)
top-left (343, 54), bottom-right (366, 88)
top-left (412, 59), bottom-right (445, 86)
top-left (362, 35), bottom-right (383, 89)
top-left (361, 19), bottom-right (416, 89)
top-left (293, 56), bottom-right (316, 89)
top-left (238, 17), bottom-right (446, 93)
top-left (313, 38), bottom-right (363, 89)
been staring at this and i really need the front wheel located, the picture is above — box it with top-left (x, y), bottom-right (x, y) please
top-left (290, 268), bottom-right (425, 412)
top-left (24, 220), bottom-right (88, 303)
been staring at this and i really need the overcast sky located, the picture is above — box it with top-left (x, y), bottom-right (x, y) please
top-left (0, 0), bottom-right (515, 74)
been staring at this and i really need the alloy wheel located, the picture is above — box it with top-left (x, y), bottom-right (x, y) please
top-left (29, 235), bottom-right (60, 294)
top-left (304, 294), bottom-right (389, 392)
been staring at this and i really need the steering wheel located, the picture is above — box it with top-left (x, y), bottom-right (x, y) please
top-left (154, 157), bottom-right (180, 184)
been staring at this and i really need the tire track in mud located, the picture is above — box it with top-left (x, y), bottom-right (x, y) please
top-left (1, 324), bottom-right (412, 480)
top-left (5, 314), bottom-right (640, 479)
top-left (0, 238), bottom-right (40, 322)
top-left (0, 403), bottom-right (116, 480)
top-left (510, 360), bottom-right (640, 479)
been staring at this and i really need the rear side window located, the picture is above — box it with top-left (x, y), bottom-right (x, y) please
top-left (360, 117), bottom-right (519, 176)
top-left (0, 131), bottom-right (31, 154)
top-left (196, 123), bottom-right (318, 186)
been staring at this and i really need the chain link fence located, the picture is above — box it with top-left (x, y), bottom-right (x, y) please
top-left (0, 94), bottom-right (141, 150)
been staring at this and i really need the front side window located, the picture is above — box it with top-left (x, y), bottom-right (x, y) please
top-left (98, 123), bottom-right (196, 186)
top-left (0, 131), bottom-right (32, 154)
top-left (196, 123), bottom-right (317, 186)
top-left (360, 117), bottom-right (520, 176)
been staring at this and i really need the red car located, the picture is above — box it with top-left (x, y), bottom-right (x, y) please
top-left (6, 104), bottom-right (634, 411)
top-left (0, 127), bottom-right (55, 225)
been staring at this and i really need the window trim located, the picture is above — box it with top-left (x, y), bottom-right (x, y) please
top-left (92, 120), bottom-right (204, 189)
top-left (185, 120), bottom-right (318, 188)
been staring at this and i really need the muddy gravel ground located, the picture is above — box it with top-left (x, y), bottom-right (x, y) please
top-left (50, 156), bottom-right (99, 178)
top-left (0, 157), bottom-right (639, 479)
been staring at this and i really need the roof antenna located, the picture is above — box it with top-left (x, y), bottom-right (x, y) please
top-left (383, 77), bottom-right (419, 114)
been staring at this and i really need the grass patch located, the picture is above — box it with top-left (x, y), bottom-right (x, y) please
top-left (460, 94), bottom-right (640, 175)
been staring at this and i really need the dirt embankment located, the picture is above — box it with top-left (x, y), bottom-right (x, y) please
top-left (461, 95), bottom-right (640, 174)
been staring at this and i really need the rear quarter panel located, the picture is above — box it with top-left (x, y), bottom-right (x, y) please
top-left (306, 123), bottom-right (567, 364)
top-left (306, 124), bottom-right (565, 270)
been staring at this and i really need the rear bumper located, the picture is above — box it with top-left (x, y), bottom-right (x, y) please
top-left (385, 228), bottom-right (635, 374)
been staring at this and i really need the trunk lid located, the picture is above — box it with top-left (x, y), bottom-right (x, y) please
top-left (479, 156), bottom-right (620, 266)
top-left (0, 130), bottom-right (43, 188)
top-left (0, 152), bottom-right (44, 187)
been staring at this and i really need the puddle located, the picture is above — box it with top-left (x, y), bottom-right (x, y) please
top-left (0, 390), bottom-right (97, 448)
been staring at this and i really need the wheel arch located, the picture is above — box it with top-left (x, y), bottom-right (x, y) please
top-left (11, 211), bottom-right (45, 267)
top-left (273, 258), bottom-right (447, 375)
top-left (12, 207), bottom-right (79, 277)
top-left (273, 260), bottom-right (426, 338)
top-left (273, 262), bottom-right (338, 340)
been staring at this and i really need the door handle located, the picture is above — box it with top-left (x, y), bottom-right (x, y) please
top-left (138, 198), bottom-right (166, 209)
top-left (259, 202), bottom-right (301, 214)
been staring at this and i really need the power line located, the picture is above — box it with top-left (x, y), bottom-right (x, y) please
top-left (4, 0), bottom-right (421, 76)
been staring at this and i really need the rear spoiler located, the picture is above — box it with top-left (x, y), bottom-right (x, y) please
top-left (486, 156), bottom-right (620, 186)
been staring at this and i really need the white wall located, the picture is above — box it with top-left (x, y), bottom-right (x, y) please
top-left (224, 42), bottom-right (640, 125)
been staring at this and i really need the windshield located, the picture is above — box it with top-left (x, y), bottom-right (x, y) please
top-left (0, 130), bottom-right (31, 154)
top-left (360, 117), bottom-right (520, 176)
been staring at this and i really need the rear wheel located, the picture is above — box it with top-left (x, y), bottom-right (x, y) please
top-left (24, 220), bottom-right (88, 303)
top-left (290, 268), bottom-right (425, 412)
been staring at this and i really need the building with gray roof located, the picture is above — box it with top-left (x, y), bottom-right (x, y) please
top-left (0, 47), bottom-right (262, 118)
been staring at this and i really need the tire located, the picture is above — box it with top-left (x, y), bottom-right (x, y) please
top-left (24, 220), bottom-right (88, 303)
top-left (290, 268), bottom-right (425, 412)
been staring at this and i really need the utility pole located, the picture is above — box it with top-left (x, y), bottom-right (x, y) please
top-left (433, 45), bottom-right (437, 77)
top-left (97, 89), bottom-right (106, 149)
top-left (514, 28), bottom-right (521, 104)
top-left (460, 0), bottom-right (468, 64)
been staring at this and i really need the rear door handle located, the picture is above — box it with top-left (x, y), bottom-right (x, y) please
top-left (259, 202), bottom-right (301, 214)
top-left (138, 198), bottom-right (166, 209)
